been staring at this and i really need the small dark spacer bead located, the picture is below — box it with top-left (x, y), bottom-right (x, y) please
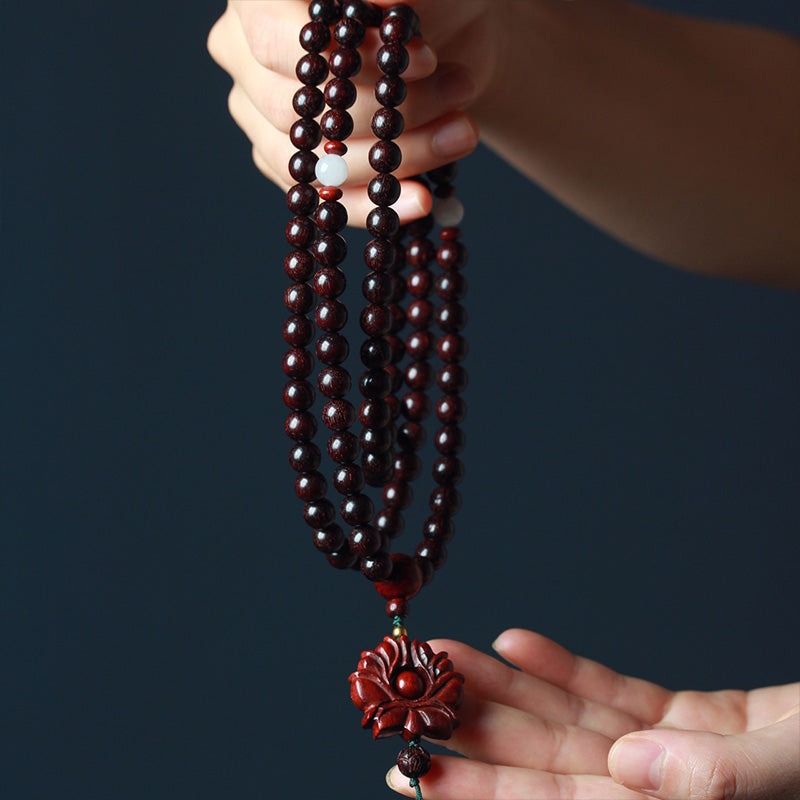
top-left (437, 241), bottom-right (468, 270)
top-left (437, 333), bottom-right (468, 362)
top-left (290, 118), bottom-right (322, 150)
top-left (287, 183), bottom-right (319, 215)
top-left (404, 361), bottom-right (433, 390)
top-left (296, 53), bottom-right (328, 86)
top-left (393, 451), bottom-right (422, 481)
top-left (432, 455), bottom-right (464, 485)
top-left (397, 745), bottom-right (431, 779)
top-left (285, 249), bottom-right (315, 282)
top-left (371, 107), bottom-right (404, 140)
top-left (312, 524), bottom-right (345, 554)
top-left (368, 174), bottom-right (401, 206)
top-left (405, 330), bottom-right (433, 359)
top-left (416, 539), bottom-right (447, 570)
top-left (383, 480), bottom-right (413, 509)
top-left (348, 521), bottom-right (381, 552)
top-left (283, 315), bottom-right (314, 347)
top-left (379, 14), bottom-right (413, 45)
top-left (360, 425), bottom-right (393, 454)
top-left (427, 162), bottom-right (459, 184)
top-left (359, 368), bottom-right (392, 400)
top-left (293, 85), bottom-right (325, 118)
top-left (374, 74), bottom-right (407, 107)
top-left (386, 4), bottom-right (421, 35)
top-left (283, 379), bottom-right (315, 411)
top-left (295, 470), bottom-right (327, 501)
top-left (316, 332), bottom-right (349, 365)
top-left (369, 140), bottom-right (402, 173)
top-left (402, 391), bottom-right (431, 422)
top-left (289, 150), bottom-right (318, 183)
top-left (375, 508), bottom-right (405, 539)
top-left (318, 366), bottom-right (352, 398)
top-left (324, 77), bottom-right (358, 110)
top-left (328, 431), bottom-right (360, 463)
top-left (316, 299), bottom-right (348, 331)
top-left (327, 548), bottom-right (359, 570)
top-left (396, 421), bottom-right (426, 452)
top-left (430, 486), bottom-right (462, 515)
top-left (321, 108), bottom-right (354, 141)
top-left (286, 216), bottom-right (315, 249)
top-left (308, 0), bottom-right (339, 24)
top-left (377, 43), bottom-right (410, 75)
top-left (282, 346), bottom-right (313, 378)
top-left (313, 234), bottom-right (348, 269)
top-left (360, 304), bottom-right (392, 337)
top-left (319, 185), bottom-right (343, 201)
top-left (342, 496), bottom-right (376, 527)
top-left (364, 239), bottom-right (397, 272)
top-left (360, 337), bottom-right (392, 368)
top-left (406, 299), bottom-right (433, 329)
top-left (386, 597), bottom-right (409, 618)
top-left (289, 441), bottom-right (321, 472)
top-left (303, 498), bottom-right (336, 528)
top-left (436, 395), bottom-right (466, 424)
top-left (313, 266), bottom-right (347, 299)
top-left (436, 302), bottom-right (468, 332)
top-left (334, 17), bottom-right (366, 48)
top-left (333, 464), bottom-right (365, 495)
top-left (284, 283), bottom-right (314, 314)
top-left (315, 201), bottom-right (348, 233)
top-left (300, 21), bottom-right (331, 53)
top-left (436, 272), bottom-right (467, 301)
top-left (361, 551), bottom-right (393, 582)
top-left (367, 206), bottom-right (400, 238)
top-left (285, 410), bottom-right (317, 441)
top-left (424, 513), bottom-right (455, 542)
top-left (359, 399), bottom-right (391, 428)
top-left (322, 399), bottom-right (356, 431)
top-left (329, 46), bottom-right (362, 78)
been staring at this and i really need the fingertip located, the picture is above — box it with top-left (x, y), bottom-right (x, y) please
top-left (491, 628), bottom-right (526, 654)
top-left (386, 766), bottom-right (414, 797)
top-left (395, 180), bottom-right (432, 223)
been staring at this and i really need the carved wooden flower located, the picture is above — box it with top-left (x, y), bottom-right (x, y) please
top-left (349, 635), bottom-right (465, 742)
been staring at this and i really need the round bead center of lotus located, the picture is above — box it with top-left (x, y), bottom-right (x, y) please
top-left (395, 670), bottom-right (425, 699)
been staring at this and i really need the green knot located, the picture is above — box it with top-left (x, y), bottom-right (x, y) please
top-left (409, 777), bottom-right (423, 800)
top-left (393, 615), bottom-right (405, 629)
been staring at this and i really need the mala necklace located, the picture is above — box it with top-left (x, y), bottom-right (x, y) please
top-left (283, 1), bottom-right (468, 795)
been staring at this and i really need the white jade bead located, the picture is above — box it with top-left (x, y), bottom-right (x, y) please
top-left (433, 196), bottom-right (464, 227)
top-left (315, 153), bottom-right (348, 187)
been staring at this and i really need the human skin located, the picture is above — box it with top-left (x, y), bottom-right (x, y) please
top-left (207, 0), bottom-right (800, 285)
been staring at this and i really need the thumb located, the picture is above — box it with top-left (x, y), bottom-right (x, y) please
top-left (608, 715), bottom-right (800, 799)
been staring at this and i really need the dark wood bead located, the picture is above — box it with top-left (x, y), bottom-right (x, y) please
top-left (312, 523), bottom-right (344, 554)
top-left (315, 299), bottom-right (348, 331)
top-left (283, 315), bottom-right (314, 347)
top-left (316, 332), bottom-right (349, 365)
top-left (285, 410), bottom-right (317, 441)
top-left (360, 304), bottom-right (392, 337)
top-left (282, 347), bottom-right (313, 378)
top-left (364, 239), bottom-right (397, 272)
top-left (290, 118), bottom-right (322, 150)
top-left (296, 53), bottom-right (328, 86)
top-left (423, 513), bottom-right (454, 542)
top-left (416, 554), bottom-right (435, 585)
top-left (308, 0), bottom-right (339, 24)
top-left (342, 495), bottom-right (376, 526)
top-left (385, 394), bottom-right (401, 422)
top-left (362, 450), bottom-right (393, 478)
top-left (289, 150), bottom-right (318, 182)
top-left (396, 421), bottom-right (426, 451)
top-left (318, 365), bottom-right (352, 398)
top-left (283, 379), bottom-right (315, 410)
top-left (361, 551), bottom-right (393, 582)
top-left (333, 17), bottom-right (366, 47)
top-left (377, 43), bottom-right (409, 75)
top-left (360, 337), bottom-right (392, 368)
top-left (300, 20), bottom-right (331, 53)
top-left (435, 272), bottom-right (467, 301)
top-left (436, 302), bottom-right (467, 332)
top-left (374, 553), bottom-right (423, 600)
top-left (369, 140), bottom-right (402, 173)
top-left (386, 363), bottom-right (403, 394)
top-left (404, 361), bottom-right (432, 390)
top-left (402, 391), bottom-right (431, 422)
top-left (385, 4), bottom-right (420, 35)
top-left (437, 241), bottom-right (468, 270)
top-left (313, 234), bottom-right (347, 268)
top-left (386, 597), bottom-right (409, 618)
top-left (393, 451), bottom-right (422, 481)
top-left (429, 486), bottom-right (462, 515)
top-left (286, 216), bottom-right (315, 249)
top-left (375, 507), bottom-right (404, 539)
top-left (359, 368), bottom-right (391, 400)
top-left (434, 425), bottom-right (466, 455)
top-left (405, 330), bottom-right (433, 359)
top-left (327, 548), bottom-right (359, 570)
top-left (329, 46), bottom-right (361, 79)
top-left (315, 201), bottom-right (348, 233)
top-left (295, 470), bottom-right (327, 501)
top-left (416, 539), bottom-right (447, 570)
top-left (328, 431), bottom-right (360, 463)
top-left (379, 14), bottom-right (414, 44)
top-left (406, 299), bottom-right (433, 328)
top-left (366, 206), bottom-right (400, 239)
top-left (432, 455), bottom-right (464, 485)
top-left (439, 225), bottom-right (461, 240)
top-left (436, 395), bottom-right (466, 424)
top-left (383, 480), bottom-right (413, 509)
top-left (397, 745), bottom-right (431, 779)
top-left (371, 107), bottom-right (404, 141)
top-left (405, 236), bottom-right (435, 267)
top-left (348, 521), bottom-right (381, 552)
top-left (321, 108), bottom-right (354, 141)
top-left (284, 283), bottom-right (314, 314)
top-left (322, 399), bottom-right (356, 431)
top-left (407, 268), bottom-right (432, 298)
top-left (387, 303), bottom-right (405, 334)
top-left (362, 272), bottom-right (393, 307)
top-left (437, 333), bottom-right (468, 362)
top-left (368, 174), bottom-right (401, 206)
top-left (374, 74), bottom-right (407, 107)
top-left (313, 266), bottom-right (347, 299)
top-left (333, 464), bottom-right (364, 495)
top-left (292, 85), bottom-right (325, 119)
top-left (360, 425), bottom-right (392, 454)
top-left (324, 77), bottom-right (357, 111)
top-left (359, 399), bottom-right (391, 428)
top-left (303, 498), bottom-right (336, 528)
top-left (346, 0), bottom-right (382, 26)
top-left (289, 442), bottom-right (321, 472)
top-left (285, 249), bottom-right (315, 282)
top-left (426, 162), bottom-right (459, 184)
top-left (287, 183), bottom-right (319, 215)
top-left (386, 334), bottom-right (405, 364)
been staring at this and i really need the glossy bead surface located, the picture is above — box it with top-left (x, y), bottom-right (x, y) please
top-left (315, 201), bottom-right (348, 233)
top-left (315, 299), bottom-right (348, 331)
top-left (285, 411), bottom-right (317, 441)
top-left (327, 548), bottom-right (358, 570)
top-left (360, 304), bottom-right (392, 337)
top-left (313, 267), bottom-right (347, 298)
top-left (359, 368), bottom-right (391, 400)
top-left (379, 15), bottom-right (414, 44)
top-left (289, 150), bottom-right (318, 182)
top-left (396, 421), bottom-right (426, 451)
top-left (283, 379), bottom-right (315, 410)
top-left (406, 299), bottom-right (433, 329)
top-left (374, 75), bottom-right (407, 107)
top-left (377, 43), bottom-right (409, 75)
top-left (285, 249), bottom-right (315, 282)
top-left (435, 272), bottom-right (467, 301)
top-left (364, 239), bottom-right (397, 272)
top-left (283, 315), bottom-right (313, 347)
top-left (423, 514), bottom-right (454, 542)
top-left (375, 508), bottom-right (404, 539)
top-left (386, 597), bottom-right (409, 618)
top-left (437, 241), bottom-right (467, 270)
top-left (329, 46), bottom-right (361, 78)
top-left (342, 495), bottom-right (376, 526)
top-left (287, 183), bottom-right (319, 215)
top-left (360, 425), bottom-right (393, 454)
top-left (348, 521), bottom-right (381, 553)
top-left (312, 524), bottom-right (344, 553)
top-left (308, 0), bottom-right (339, 24)
top-left (416, 539), bottom-right (447, 570)
top-left (432, 455), bottom-right (464, 485)
top-left (282, 347), bottom-right (313, 378)
top-left (321, 108), bottom-right (354, 141)
top-left (360, 337), bottom-right (392, 368)
top-left (368, 174), bottom-right (401, 206)
top-left (402, 391), bottom-right (431, 422)
top-left (397, 745), bottom-right (431, 779)
top-left (429, 486), bottom-right (462, 515)
top-left (293, 85), bottom-right (325, 118)
top-left (290, 118), bottom-right (322, 151)
top-left (318, 366), bottom-right (351, 398)
top-left (361, 551), bottom-right (393, 581)
top-left (284, 283), bottom-right (314, 314)
top-left (367, 206), bottom-right (400, 238)
top-left (383, 480), bottom-right (413, 509)
top-left (322, 399), bottom-right (356, 431)
top-left (359, 399), bottom-right (391, 428)
top-left (300, 21), bottom-right (331, 52)
top-left (296, 53), bottom-right (328, 86)
top-left (286, 216), bottom-right (315, 249)
top-left (313, 235), bottom-right (348, 269)
top-left (371, 107), bottom-right (404, 140)
top-left (374, 553), bottom-right (423, 600)
top-left (333, 17), bottom-right (365, 48)
top-left (395, 669), bottom-right (425, 699)
top-left (369, 140), bottom-right (402, 173)
top-left (324, 77), bottom-right (357, 110)
top-left (328, 432), bottom-right (360, 463)
top-left (405, 330), bottom-right (433, 359)
top-left (393, 452), bottom-right (422, 482)
top-left (303, 499), bottom-right (336, 528)
top-left (437, 333), bottom-right (468, 362)
top-left (316, 332), bottom-right (349, 365)
top-left (295, 471), bottom-right (327, 501)
top-left (436, 302), bottom-right (467, 332)
top-left (404, 361), bottom-right (432, 390)
top-left (436, 395), bottom-right (466, 424)
top-left (289, 442), bottom-right (321, 472)
top-left (333, 464), bottom-right (364, 495)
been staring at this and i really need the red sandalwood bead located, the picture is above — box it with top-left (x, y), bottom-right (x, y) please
top-left (395, 670), bottom-right (425, 699)
top-left (318, 186), bottom-right (343, 202)
top-left (324, 140), bottom-right (348, 155)
top-left (374, 553), bottom-right (423, 600)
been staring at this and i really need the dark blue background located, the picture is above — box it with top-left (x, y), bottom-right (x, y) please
top-left (4, 2), bottom-right (798, 798)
